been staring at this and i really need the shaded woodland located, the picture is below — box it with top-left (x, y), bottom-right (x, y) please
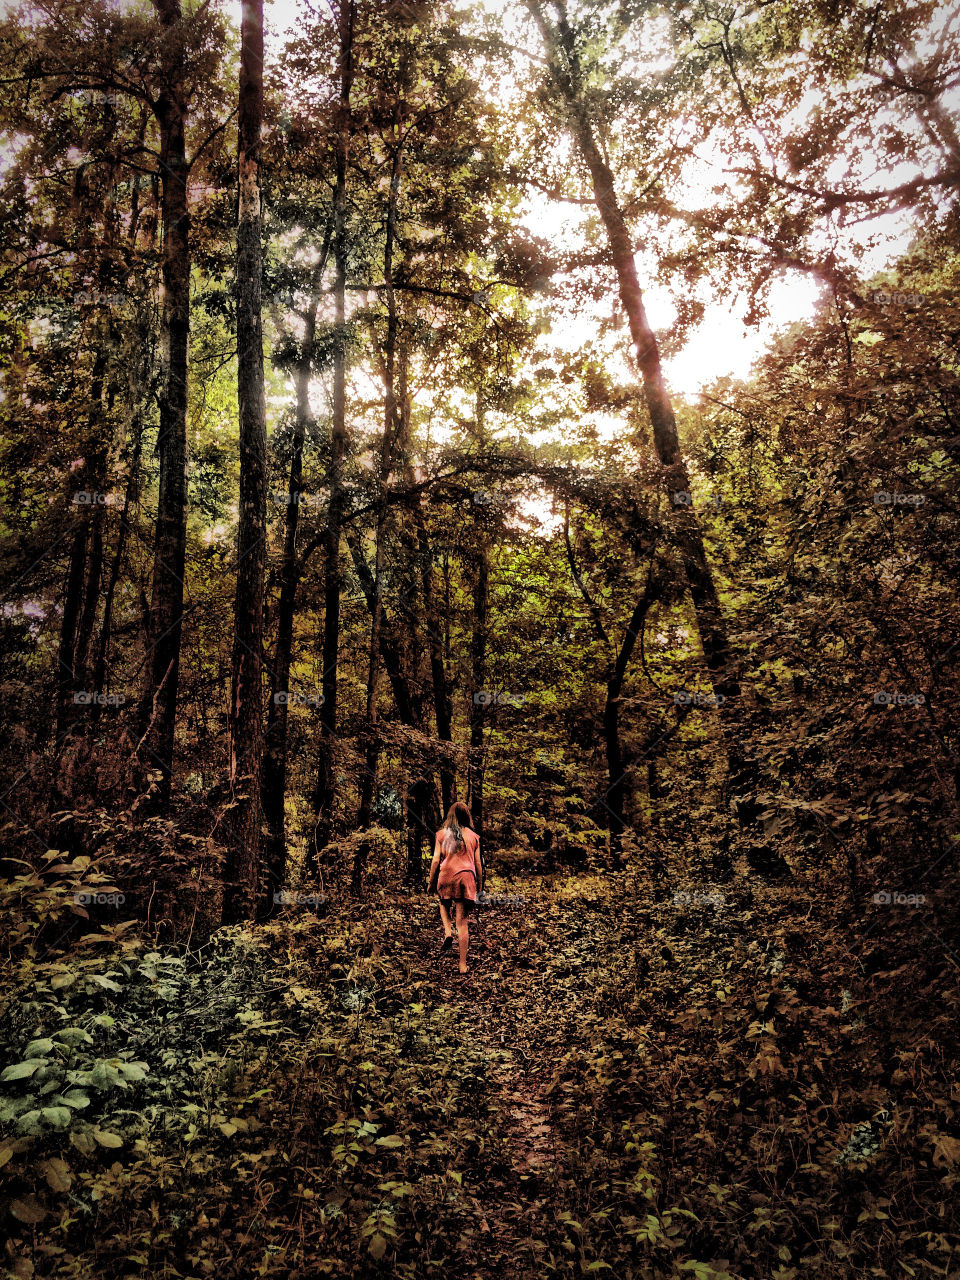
top-left (0, 0), bottom-right (959, 1276)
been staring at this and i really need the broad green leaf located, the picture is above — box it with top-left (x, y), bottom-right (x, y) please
top-left (24, 1039), bottom-right (54, 1059)
top-left (59, 1090), bottom-right (91, 1109)
top-left (93, 1129), bottom-right (123, 1148)
top-left (54, 1028), bottom-right (92, 1046)
top-left (1, 1060), bottom-right (44, 1082)
top-left (41, 1107), bottom-right (72, 1129)
top-left (89, 975), bottom-right (122, 992)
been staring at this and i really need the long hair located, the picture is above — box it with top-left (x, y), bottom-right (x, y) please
top-left (439, 801), bottom-right (474, 855)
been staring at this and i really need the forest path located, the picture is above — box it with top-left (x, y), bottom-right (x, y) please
top-left (409, 888), bottom-right (630, 1279)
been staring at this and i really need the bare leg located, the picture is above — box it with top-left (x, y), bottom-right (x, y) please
top-left (438, 900), bottom-right (453, 940)
top-left (455, 901), bottom-right (469, 973)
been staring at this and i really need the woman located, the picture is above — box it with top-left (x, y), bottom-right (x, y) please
top-left (427, 801), bottom-right (482, 974)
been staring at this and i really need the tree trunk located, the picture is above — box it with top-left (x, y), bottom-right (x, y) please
top-left (223, 0), bottom-right (268, 924)
top-left (140, 0), bottom-right (191, 810)
top-left (261, 301), bottom-right (318, 914)
top-left (57, 350), bottom-right (108, 740)
top-left (93, 150), bottom-right (151, 726)
top-left (346, 530), bottom-right (416, 724)
top-left (415, 506), bottom-right (455, 813)
top-left (353, 141), bottom-right (403, 893)
top-left (312, 0), bottom-right (355, 869)
top-left (55, 525), bottom-right (88, 739)
top-left (527, 0), bottom-right (760, 832)
top-left (73, 451), bottom-right (106, 696)
top-left (406, 776), bottom-right (434, 885)
top-left (93, 417), bottom-right (143, 722)
top-left (602, 563), bottom-right (657, 862)
top-left (468, 537), bottom-right (489, 846)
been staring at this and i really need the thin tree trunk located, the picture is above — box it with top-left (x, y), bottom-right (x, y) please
top-left (467, 392), bottom-right (490, 863)
top-left (55, 525), bottom-right (88, 738)
top-left (92, 146), bottom-right (151, 723)
top-left (353, 141), bottom-right (403, 892)
top-left (93, 417), bottom-right (143, 721)
top-left (415, 505), bottom-right (455, 813)
top-left (468, 536), bottom-right (489, 849)
top-left (406, 776), bottom-right (434, 885)
top-left (73, 451), bottom-right (106, 695)
top-left (261, 301), bottom-right (319, 913)
top-left (57, 349), bottom-right (108, 739)
top-left (312, 0), bottom-right (355, 869)
top-left (223, 0), bottom-right (268, 924)
top-left (347, 533), bottom-right (435, 887)
top-left (602, 558), bottom-right (658, 861)
top-left (140, 0), bottom-right (191, 809)
top-left (563, 501), bottom-right (659, 858)
top-left (346, 530), bottom-right (416, 724)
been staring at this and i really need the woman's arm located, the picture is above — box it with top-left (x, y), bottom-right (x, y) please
top-left (474, 840), bottom-right (483, 894)
top-left (427, 838), bottom-right (442, 893)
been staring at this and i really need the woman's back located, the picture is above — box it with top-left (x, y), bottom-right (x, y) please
top-left (437, 825), bottom-right (479, 875)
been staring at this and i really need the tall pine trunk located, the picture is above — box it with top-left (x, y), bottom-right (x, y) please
top-left (353, 142), bottom-right (403, 892)
top-left (140, 0), bottom-right (191, 810)
top-left (223, 0), bottom-right (268, 923)
top-left (312, 0), bottom-right (354, 868)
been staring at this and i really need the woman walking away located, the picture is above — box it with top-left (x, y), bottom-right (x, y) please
top-left (427, 801), bottom-right (482, 975)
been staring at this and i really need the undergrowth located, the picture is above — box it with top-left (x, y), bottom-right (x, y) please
top-left (2, 852), bottom-right (959, 1279)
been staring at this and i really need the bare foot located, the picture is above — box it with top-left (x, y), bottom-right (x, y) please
top-left (459, 963), bottom-right (469, 974)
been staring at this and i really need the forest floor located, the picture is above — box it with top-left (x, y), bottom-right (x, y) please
top-left (2, 862), bottom-right (960, 1279)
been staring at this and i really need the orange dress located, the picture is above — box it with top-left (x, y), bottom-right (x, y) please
top-left (436, 827), bottom-right (481, 903)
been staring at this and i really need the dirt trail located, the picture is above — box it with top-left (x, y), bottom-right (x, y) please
top-left (425, 905), bottom-right (564, 1280)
